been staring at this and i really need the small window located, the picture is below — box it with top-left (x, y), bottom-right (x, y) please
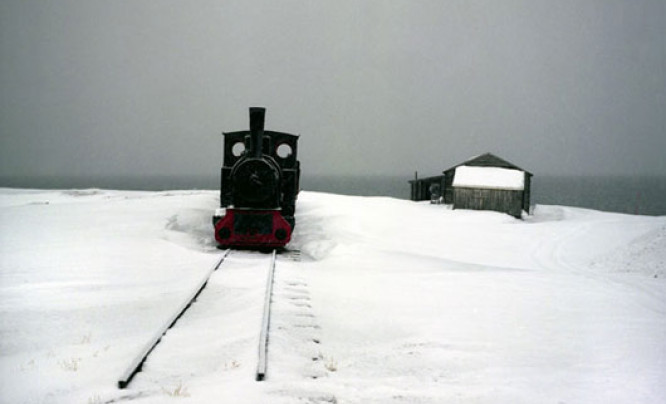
top-left (276, 143), bottom-right (293, 159)
top-left (232, 141), bottom-right (246, 157)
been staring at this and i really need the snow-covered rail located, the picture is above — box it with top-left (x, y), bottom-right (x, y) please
top-left (256, 249), bottom-right (277, 381)
top-left (117, 248), bottom-right (280, 389)
top-left (117, 249), bottom-right (231, 389)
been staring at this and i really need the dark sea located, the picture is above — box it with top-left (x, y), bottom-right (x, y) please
top-left (1, 174), bottom-right (665, 216)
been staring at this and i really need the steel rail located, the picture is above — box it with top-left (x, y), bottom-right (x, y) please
top-left (256, 250), bottom-right (277, 381)
top-left (117, 249), bottom-right (231, 389)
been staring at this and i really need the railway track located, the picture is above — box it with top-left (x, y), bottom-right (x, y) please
top-left (117, 249), bottom-right (279, 389)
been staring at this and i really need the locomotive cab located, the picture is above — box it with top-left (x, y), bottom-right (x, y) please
top-left (213, 107), bottom-right (300, 249)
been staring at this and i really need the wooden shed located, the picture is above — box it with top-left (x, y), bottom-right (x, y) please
top-left (409, 153), bottom-right (533, 218)
top-left (409, 174), bottom-right (445, 203)
top-left (446, 153), bottom-right (532, 218)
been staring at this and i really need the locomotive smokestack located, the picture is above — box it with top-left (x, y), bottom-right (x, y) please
top-left (249, 107), bottom-right (265, 157)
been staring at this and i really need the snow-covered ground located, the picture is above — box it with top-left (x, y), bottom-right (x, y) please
top-left (1, 188), bottom-right (664, 403)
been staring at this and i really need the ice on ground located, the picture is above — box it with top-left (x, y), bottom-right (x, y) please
top-left (0, 188), bottom-right (664, 403)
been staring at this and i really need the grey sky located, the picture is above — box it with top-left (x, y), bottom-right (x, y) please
top-left (1, 0), bottom-right (664, 180)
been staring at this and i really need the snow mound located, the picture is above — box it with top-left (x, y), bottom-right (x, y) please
top-left (61, 189), bottom-right (105, 197)
top-left (164, 208), bottom-right (217, 252)
top-left (590, 224), bottom-right (666, 277)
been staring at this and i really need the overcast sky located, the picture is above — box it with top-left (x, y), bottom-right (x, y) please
top-left (1, 0), bottom-right (664, 180)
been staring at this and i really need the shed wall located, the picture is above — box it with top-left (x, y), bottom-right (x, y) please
top-left (410, 176), bottom-right (445, 201)
top-left (453, 188), bottom-right (524, 218)
top-left (523, 175), bottom-right (531, 212)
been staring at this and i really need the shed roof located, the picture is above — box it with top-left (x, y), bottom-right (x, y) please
top-left (444, 153), bottom-right (533, 176)
top-left (452, 166), bottom-right (525, 190)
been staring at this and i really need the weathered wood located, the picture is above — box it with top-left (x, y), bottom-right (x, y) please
top-left (409, 175), bottom-right (445, 202)
top-left (453, 188), bottom-right (523, 218)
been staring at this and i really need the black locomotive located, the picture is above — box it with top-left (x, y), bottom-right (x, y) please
top-left (213, 107), bottom-right (300, 248)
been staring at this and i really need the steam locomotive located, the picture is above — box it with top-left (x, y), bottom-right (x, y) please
top-left (213, 107), bottom-right (300, 249)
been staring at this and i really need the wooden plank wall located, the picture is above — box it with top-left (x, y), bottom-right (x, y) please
top-left (453, 188), bottom-right (524, 218)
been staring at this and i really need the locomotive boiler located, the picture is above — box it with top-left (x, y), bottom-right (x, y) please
top-left (213, 107), bottom-right (300, 249)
